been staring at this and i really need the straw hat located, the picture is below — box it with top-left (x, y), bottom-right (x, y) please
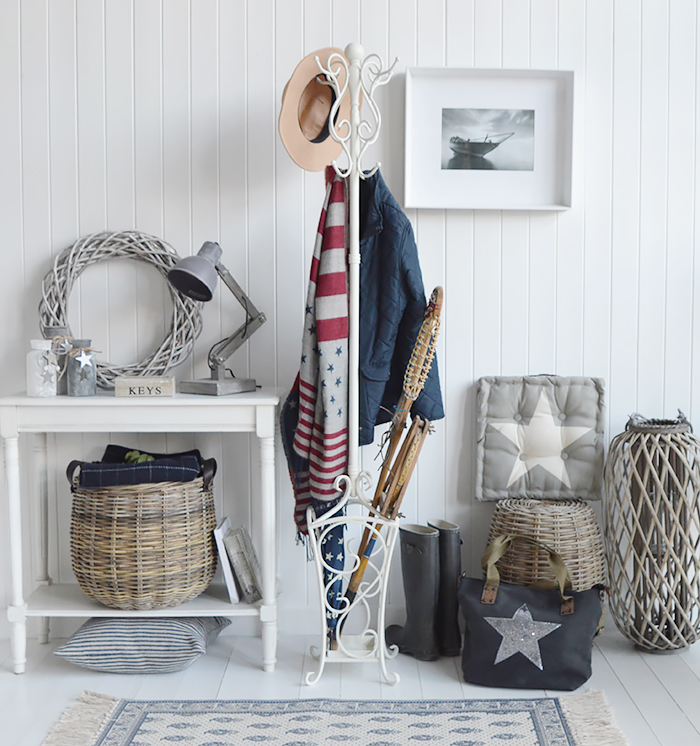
top-left (279, 47), bottom-right (351, 172)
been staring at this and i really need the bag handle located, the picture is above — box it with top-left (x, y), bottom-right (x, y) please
top-left (481, 534), bottom-right (574, 615)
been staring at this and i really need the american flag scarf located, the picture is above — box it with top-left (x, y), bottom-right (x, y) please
top-left (282, 167), bottom-right (349, 537)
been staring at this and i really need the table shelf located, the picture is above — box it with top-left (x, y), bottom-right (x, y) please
top-left (25, 583), bottom-right (260, 618)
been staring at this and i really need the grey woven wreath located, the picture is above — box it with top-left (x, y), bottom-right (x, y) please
top-left (38, 231), bottom-right (203, 389)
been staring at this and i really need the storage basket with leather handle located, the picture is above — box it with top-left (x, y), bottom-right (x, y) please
top-left (68, 458), bottom-right (217, 611)
top-left (486, 498), bottom-right (605, 592)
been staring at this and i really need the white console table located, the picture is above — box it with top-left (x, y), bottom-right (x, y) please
top-left (0, 389), bottom-right (280, 675)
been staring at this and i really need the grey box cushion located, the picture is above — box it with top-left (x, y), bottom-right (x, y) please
top-left (54, 616), bottom-right (231, 674)
top-left (476, 376), bottom-right (605, 501)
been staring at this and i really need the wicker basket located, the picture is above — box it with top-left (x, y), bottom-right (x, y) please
top-left (69, 469), bottom-right (217, 611)
top-left (486, 498), bottom-right (605, 592)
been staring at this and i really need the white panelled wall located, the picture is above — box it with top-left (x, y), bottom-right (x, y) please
top-left (1, 0), bottom-right (699, 638)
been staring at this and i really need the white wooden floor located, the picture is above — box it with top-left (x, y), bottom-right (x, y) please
top-left (2, 624), bottom-right (700, 746)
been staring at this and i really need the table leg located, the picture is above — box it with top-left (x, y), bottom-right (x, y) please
top-left (33, 433), bottom-right (51, 643)
top-left (259, 434), bottom-right (277, 672)
top-left (5, 435), bottom-right (27, 674)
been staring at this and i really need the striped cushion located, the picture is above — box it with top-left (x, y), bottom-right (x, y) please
top-left (54, 616), bottom-right (231, 674)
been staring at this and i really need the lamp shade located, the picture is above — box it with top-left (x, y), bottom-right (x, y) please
top-left (167, 241), bottom-right (222, 302)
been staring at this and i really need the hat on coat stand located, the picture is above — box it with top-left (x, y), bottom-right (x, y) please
top-left (279, 47), bottom-right (356, 172)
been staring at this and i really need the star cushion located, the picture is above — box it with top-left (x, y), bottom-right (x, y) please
top-left (475, 376), bottom-right (605, 500)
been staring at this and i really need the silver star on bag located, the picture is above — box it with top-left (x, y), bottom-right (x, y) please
top-left (484, 603), bottom-right (561, 670)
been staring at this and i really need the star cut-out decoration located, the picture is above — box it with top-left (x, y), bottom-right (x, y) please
top-left (484, 603), bottom-right (561, 670)
top-left (75, 350), bottom-right (93, 370)
top-left (489, 390), bottom-right (593, 489)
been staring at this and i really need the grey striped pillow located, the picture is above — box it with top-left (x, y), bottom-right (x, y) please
top-left (54, 616), bottom-right (231, 673)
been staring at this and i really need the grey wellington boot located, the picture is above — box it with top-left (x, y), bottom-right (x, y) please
top-left (385, 524), bottom-right (440, 661)
top-left (428, 519), bottom-right (462, 656)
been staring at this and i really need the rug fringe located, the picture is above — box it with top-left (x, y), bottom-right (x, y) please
top-left (42, 690), bottom-right (120, 746)
top-left (560, 689), bottom-right (630, 746)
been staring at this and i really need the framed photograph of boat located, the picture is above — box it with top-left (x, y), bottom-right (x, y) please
top-left (404, 68), bottom-right (574, 210)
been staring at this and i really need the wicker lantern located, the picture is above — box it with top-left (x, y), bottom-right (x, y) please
top-left (604, 412), bottom-right (700, 652)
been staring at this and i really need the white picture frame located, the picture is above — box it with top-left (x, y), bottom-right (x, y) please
top-left (404, 67), bottom-right (574, 210)
top-left (213, 517), bottom-right (240, 603)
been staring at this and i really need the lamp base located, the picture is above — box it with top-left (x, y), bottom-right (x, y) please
top-left (178, 377), bottom-right (257, 395)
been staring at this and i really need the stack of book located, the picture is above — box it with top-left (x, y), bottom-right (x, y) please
top-left (213, 518), bottom-right (262, 604)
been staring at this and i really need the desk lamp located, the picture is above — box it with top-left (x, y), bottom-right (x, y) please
top-left (167, 241), bottom-right (266, 395)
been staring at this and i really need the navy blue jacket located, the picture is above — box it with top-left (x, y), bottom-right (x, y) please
top-left (359, 170), bottom-right (444, 445)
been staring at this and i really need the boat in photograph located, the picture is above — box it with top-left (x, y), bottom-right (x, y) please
top-left (449, 132), bottom-right (514, 158)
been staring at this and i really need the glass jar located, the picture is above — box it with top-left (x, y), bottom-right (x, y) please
top-left (42, 325), bottom-right (71, 394)
top-left (67, 338), bottom-right (97, 397)
top-left (26, 339), bottom-right (57, 397)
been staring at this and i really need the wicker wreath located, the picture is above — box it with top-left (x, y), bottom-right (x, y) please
top-left (38, 231), bottom-right (203, 389)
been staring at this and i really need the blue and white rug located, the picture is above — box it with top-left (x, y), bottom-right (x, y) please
top-left (41, 690), bottom-right (628, 746)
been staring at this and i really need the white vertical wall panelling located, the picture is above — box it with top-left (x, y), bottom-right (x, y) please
top-left (133, 0), bottom-right (168, 363)
top-left (387, 0), bottom-right (417, 206)
top-left (0, 0), bottom-right (24, 392)
top-left (582, 0), bottom-right (613, 388)
top-left (162, 0), bottom-right (192, 391)
top-left (189, 0), bottom-right (219, 387)
top-left (554, 0), bottom-right (586, 377)
top-left (134, 0), bottom-right (164, 239)
top-left (414, 0), bottom-right (446, 528)
top-left (470, 0), bottom-right (503, 571)
top-left (274, 0), bottom-right (308, 619)
top-left (105, 0), bottom-right (138, 368)
top-left (443, 0), bottom-right (475, 583)
top-left (693, 3), bottom-right (700, 428)
top-left (637, 0), bottom-right (670, 417)
top-left (247, 0), bottom-right (277, 390)
top-left (663, 0), bottom-right (696, 418)
top-left (500, 4), bottom-right (532, 377)
top-left (609, 0), bottom-right (642, 434)
top-left (527, 0), bottom-right (557, 376)
top-left (332, 0), bottom-right (359, 50)
top-left (75, 0), bottom-right (108, 363)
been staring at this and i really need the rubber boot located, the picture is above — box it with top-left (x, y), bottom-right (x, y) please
top-left (385, 524), bottom-right (440, 661)
top-left (428, 519), bottom-right (463, 656)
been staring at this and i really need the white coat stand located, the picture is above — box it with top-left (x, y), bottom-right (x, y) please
top-left (304, 43), bottom-right (400, 686)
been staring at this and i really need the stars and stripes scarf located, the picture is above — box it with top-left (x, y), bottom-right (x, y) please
top-left (281, 166), bottom-right (349, 537)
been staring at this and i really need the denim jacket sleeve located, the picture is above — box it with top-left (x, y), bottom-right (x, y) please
top-left (358, 175), bottom-right (444, 446)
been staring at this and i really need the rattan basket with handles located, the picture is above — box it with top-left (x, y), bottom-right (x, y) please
top-left (68, 459), bottom-right (217, 610)
top-left (486, 498), bottom-right (605, 592)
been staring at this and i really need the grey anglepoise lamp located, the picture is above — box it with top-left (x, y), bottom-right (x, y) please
top-left (167, 241), bottom-right (266, 395)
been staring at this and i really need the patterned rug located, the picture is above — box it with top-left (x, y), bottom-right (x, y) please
top-left (41, 689), bottom-right (629, 746)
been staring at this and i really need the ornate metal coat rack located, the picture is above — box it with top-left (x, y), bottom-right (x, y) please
top-left (304, 43), bottom-right (400, 686)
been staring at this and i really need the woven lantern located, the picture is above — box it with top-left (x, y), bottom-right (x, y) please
top-left (604, 412), bottom-right (700, 652)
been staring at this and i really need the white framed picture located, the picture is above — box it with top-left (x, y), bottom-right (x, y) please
top-left (404, 68), bottom-right (574, 210)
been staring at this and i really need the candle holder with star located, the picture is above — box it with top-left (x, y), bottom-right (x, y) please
top-left (67, 339), bottom-right (97, 397)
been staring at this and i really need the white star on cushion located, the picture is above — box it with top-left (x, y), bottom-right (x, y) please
top-left (490, 390), bottom-right (593, 488)
top-left (485, 603), bottom-right (561, 670)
